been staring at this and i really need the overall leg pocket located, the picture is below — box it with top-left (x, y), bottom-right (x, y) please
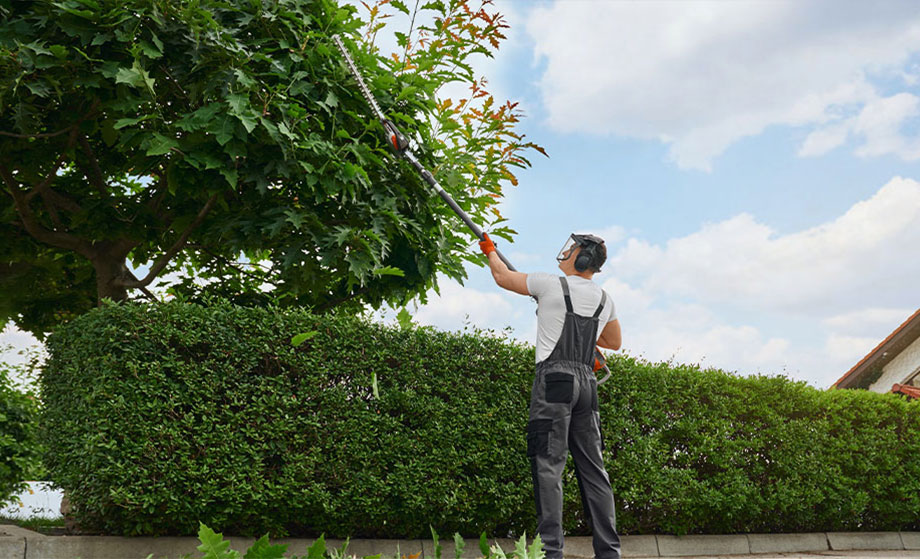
top-left (526, 419), bottom-right (553, 457)
top-left (544, 372), bottom-right (574, 403)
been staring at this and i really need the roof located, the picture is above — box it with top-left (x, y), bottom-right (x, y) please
top-left (833, 307), bottom-right (920, 390)
top-left (892, 383), bottom-right (920, 399)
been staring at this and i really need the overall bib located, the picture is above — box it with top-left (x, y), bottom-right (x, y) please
top-left (527, 277), bottom-right (621, 559)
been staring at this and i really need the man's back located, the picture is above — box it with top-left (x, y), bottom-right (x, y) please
top-left (527, 272), bottom-right (617, 363)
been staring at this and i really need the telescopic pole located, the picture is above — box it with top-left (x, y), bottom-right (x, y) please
top-left (331, 35), bottom-right (611, 384)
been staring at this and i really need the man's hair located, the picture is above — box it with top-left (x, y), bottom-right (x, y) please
top-left (591, 242), bottom-right (607, 272)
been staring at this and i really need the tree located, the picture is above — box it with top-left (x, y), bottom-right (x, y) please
top-left (0, 0), bottom-right (542, 337)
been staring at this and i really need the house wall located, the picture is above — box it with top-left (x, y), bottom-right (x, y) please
top-left (869, 334), bottom-right (920, 393)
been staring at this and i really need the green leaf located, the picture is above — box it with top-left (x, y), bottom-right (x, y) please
top-left (371, 370), bottom-right (379, 399)
top-left (396, 86), bottom-right (418, 101)
top-left (138, 39), bottom-right (162, 59)
top-left (527, 534), bottom-right (543, 559)
top-left (48, 45), bottom-right (67, 58)
top-left (220, 167), bottom-right (238, 188)
top-left (453, 533), bottom-right (465, 559)
top-left (51, 2), bottom-right (93, 18)
top-left (197, 522), bottom-right (239, 559)
top-left (513, 534), bottom-right (527, 559)
top-left (114, 116), bottom-right (149, 129)
top-left (243, 534), bottom-right (287, 559)
top-left (23, 40), bottom-right (51, 56)
top-left (305, 535), bottom-right (326, 559)
top-left (391, 0), bottom-right (410, 15)
top-left (101, 120), bottom-right (117, 146)
top-left (430, 527), bottom-right (441, 559)
top-left (371, 266), bottom-right (404, 278)
top-left (234, 69), bottom-right (256, 88)
top-left (212, 116), bottom-right (237, 145)
top-left (149, 31), bottom-right (164, 52)
top-left (177, 103), bottom-right (222, 132)
top-left (24, 81), bottom-right (51, 97)
top-left (236, 113), bottom-right (258, 133)
top-left (322, 91), bottom-right (338, 110)
top-left (187, 151), bottom-right (222, 170)
top-left (227, 93), bottom-right (249, 114)
top-left (479, 533), bottom-right (490, 558)
top-left (284, 209), bottom-right (306, 230)
top-left (114, 64), bottom-right (154, 91)
top-left (397, 308), bottom-right (413, 330)
top-left (291, 331), bottom-right (318, 347)
top-left (146, 133), bottom-right (178, 156)
top-left (277, 121), bottom-right (296, 140)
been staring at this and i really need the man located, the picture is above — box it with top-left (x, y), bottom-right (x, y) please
top-left (479, 232), bottom-right (622, 559)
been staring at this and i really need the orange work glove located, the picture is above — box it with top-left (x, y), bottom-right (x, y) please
top-left (593, 348), bottom-right (606, 372)
top-left (479, 233), bottom-right (496, 256)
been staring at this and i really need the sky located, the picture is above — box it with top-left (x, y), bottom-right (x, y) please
top-left (4, 0), bottom-right (920, 391)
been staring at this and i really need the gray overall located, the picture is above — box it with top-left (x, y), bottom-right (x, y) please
top-left (527, 277), bottom-right (621, 559)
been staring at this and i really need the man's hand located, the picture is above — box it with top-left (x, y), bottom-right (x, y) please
top-left (479, 233), bottom-right (496, 256)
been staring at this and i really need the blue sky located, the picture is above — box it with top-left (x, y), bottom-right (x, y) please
top-left (366, 0), bottom-right (920, 389)
top-left (3, 0), bottom-right (920, 391)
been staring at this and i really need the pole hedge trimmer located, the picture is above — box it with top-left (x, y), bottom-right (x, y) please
top-left (332, 35), bottom-right (612, 385)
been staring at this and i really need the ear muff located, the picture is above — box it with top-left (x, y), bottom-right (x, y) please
top-left (574, 244), bottom-right (594, 272)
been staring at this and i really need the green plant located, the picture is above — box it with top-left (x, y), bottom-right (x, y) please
top-left (0, 514), bottom-right (66, 533)
top-left (0, 342), bottom-right (43, 505)
top-left (176, 523), bottom-right (543, 559)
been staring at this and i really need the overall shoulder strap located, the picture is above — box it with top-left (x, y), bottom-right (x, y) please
top-left (558, 276), bottom-right (573, 313)
top-left (592, 290), bottom-right (607, 318)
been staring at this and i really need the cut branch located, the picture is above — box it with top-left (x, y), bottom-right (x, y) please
top-left (116, 192), bottom-right (221, 288)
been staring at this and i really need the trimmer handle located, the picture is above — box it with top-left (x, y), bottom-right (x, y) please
top-left (594, 348), bottom-right (612, 385)
top-left (384, 119), bottom-right (410, 153)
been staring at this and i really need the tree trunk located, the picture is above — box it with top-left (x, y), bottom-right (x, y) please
top-left (92, 252), bottom-right (132, 305)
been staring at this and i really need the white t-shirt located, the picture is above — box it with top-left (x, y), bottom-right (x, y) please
top-left (526, 272), bottom-right (617, 363)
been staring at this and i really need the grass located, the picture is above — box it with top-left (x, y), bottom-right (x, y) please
top-left (0, 514), bottom-right (66, 534)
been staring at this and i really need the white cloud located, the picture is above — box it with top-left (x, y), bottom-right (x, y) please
top-left (611, 176), bottom-right (920, 314)
top-left (598, 278), bottom-right (793, 377)
top-left (823, 307), bottom-right (915, 332)
top-left (525, 1), bottom-right (920, 170)
top-left (372, 274), bottom-right (525, 336)
top-left (825, 334), bottom-right (881, 366)
top-left (596, 176), bottom-right (920, 387)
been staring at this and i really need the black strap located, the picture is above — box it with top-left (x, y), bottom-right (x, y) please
top-left (593, 291), bottom-right (607, 318)
top-left (558, 277), bottom-right (573, 313)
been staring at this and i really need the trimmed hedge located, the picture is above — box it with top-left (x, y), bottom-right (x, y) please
top-left (39, 298), bottom-right (920, 537)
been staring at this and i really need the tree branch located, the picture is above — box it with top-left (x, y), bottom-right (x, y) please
top-left (22, 124), bottom-right (83, 211)
top-left (0, 163), bottom-right (96, 257)
top-left (38, 189), bottom-right (65, 231)
top-left (0, 127), bottom-right (78, 140)
top-left (314, 285), bottom-right (370, 313)
top-left (0, 98), bottom-right (101, 139)
top-left (115, 192), bottom-right (221, 288)
top-left (124, 267), bottom-right (160, 302)
top-left (186, 242), bottom-right (280, 286)
top-left (77, 134), bottom-right (109, 197)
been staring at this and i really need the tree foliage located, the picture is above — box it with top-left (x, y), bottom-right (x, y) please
top-left (0, 0), bottom-right (541, 337)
